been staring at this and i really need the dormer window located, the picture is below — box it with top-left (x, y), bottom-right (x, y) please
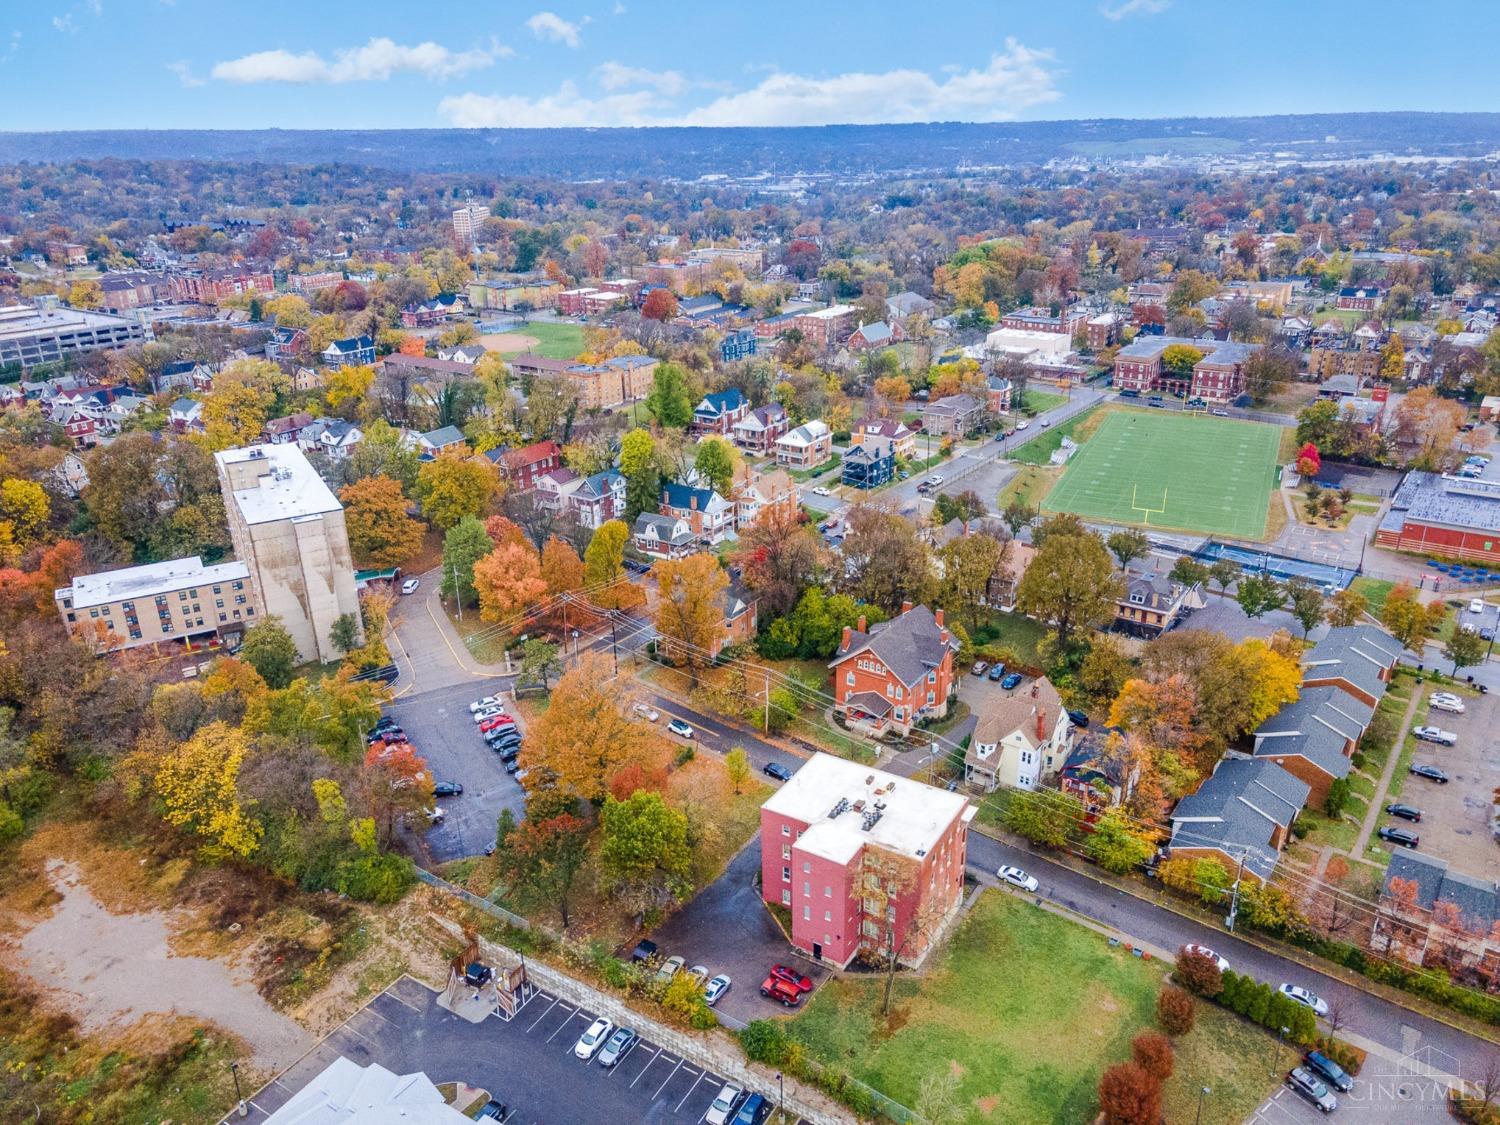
top-left (1129, 591), bottom-right (1145, 605)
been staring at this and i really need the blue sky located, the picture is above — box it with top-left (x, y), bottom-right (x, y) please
top-left (2, 1), bottom-right (1496, 130)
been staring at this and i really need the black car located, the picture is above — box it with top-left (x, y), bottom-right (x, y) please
top-left (1067, 709), bottom-right (1090, 728)
top-left (367, 727), bottom-right (405, 744)
top-left (1378, 826), bottom-right (1420, 849)
top-left (433, 780), bottom-right (464, 797)
top-left (475, 1100), bottom-right (509, 1121)
top-left (504, 757), bottom-right (522, 774)
top-left (372, 717), bottom-right (399, 733)
top-left (1385, 803), bottom-right (1422, 822)
top-left (1409, 763), bottom-right (1450, 783)
top-left (629, 939), bottom-right (658, 963)
top-left (762, 761), bottom-right (792, 782)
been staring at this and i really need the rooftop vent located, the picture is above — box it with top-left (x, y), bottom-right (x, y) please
top-left (828, 798), bottom-right (850, 820)
top-left (860, 809), bottom-right (883, 832)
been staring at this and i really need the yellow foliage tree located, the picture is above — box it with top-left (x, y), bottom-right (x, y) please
top-left (0, 478), bottom-right (50, 545)
top-left (654, 554), bottom-right (729, 687)
top-left (154, 721), bottom-right (262, 858)
top-left (417, 451), bottom-right (497, 529)
top-left (473, 541), bottom-right (546, 623)
top-left (200, 381), bottom-right (273, 452)
top-left (325, 363), bottom-right (376, 416)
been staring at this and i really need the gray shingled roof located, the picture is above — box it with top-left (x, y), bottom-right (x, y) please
top-left (1252, 721), bottom-right (1352, 782)
top-left (1170, 757), bottom-right (1310, 881)
top-left (1384, 851), bottom-right (1500, 934)
top-left (1303, 625), bottom-right (1401, 699)
top-left (830, 603), bottom-right (955, 688)
top-left (1256, 685), bottom-right (1372, 744)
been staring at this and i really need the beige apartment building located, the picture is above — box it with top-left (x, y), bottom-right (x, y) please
top-left (56, 555), bottom-right (254, 652)
top-left (216, 443), bottom-right (364, 665)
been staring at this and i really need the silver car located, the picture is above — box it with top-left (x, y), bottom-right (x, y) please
top-left (1287, 1066), bottom-right (1338, 1113)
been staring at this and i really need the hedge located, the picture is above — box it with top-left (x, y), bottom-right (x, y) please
top-left (1213, 970), bottom-right (1317, 1044)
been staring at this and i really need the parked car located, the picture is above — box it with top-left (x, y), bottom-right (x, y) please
top-left (704, 974), bottom-right (731, 1006)
top-left (432, 780), bottom-right (463, 797)
top-left (632, 702), bottom-right (660, 722)
top-left (480, 716), bottom-right (516, 734)
top-left (1430, 692), bottom-right (1466, 714)
top-left (1210, 408), bottom-right (1230, 417)
top-left (629, 939), bottom-right (657, 963)
top-left (763, 761), bottom-right (792, 782)
top-left (596, 1026), bottom-right (638, 1069)
top-left (573, 1017), bottom-right (614, 1060)
top-left (1379, 825), bottom-right (1420, 849)
top-left (1278, 983), bottom-right (1329, 1017)
top-left (473, 707), bottom-right (506, 724)
top-left (732, 1093), bottom-right (771, 1125)
top-left (706, 1083), bottom-right (745, 1125)
top-left (997, 865), bottom-right (1039, 893)
top-left (971, 660), bottom-right (989, 677)
top-left (1304, 1050), bottom-right (1354, 1092)
top-left (1015, 419), bottom-right (1029, 430)
top-left (1409, 763), bottom-right (1450, 783)
top-left (987, 663), bottom-right (1007, 681)
top-left (1386, 803), bottom-right (1422, 822)
top-left (1286, 1067), bottom-right (1338, 1113)
top-left (666, 718), bottom-right (694, 739)
top-left (928, 475), bottom-right (944, 486)
top-left (811, 486), bottom-right (830, 496)
top-left (367, 727), bottom-right (405, 744)
top-left (1470, 599), bottom-right (1486, 614)
top-left (1413, 726), bottom-right (1457, 745)
top-left (654, 955), bottom-right (685, 984)
top-left (1000, 672), bottom-right (1023, 690)
top-left (372, 716), bottom-right (400, 732)
top-left (685, 964), bottom-right (710, 986)
top-left (1181, 944), bottom-right (1229, 973)
top-left (769, 964), bottom-right (814, 994)
top-left (488, 730), bottom-right (521, 749)
top-left (759, 976), bottom-right (803, 1007)
top-left (475, 1100), bottom-right (508, 1121)
top-left (470, 696), bottom-right (502, 713)
top-left (1067, 709), bottom-right (1090, 728)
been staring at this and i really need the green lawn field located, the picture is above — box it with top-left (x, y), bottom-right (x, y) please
top-left (1041, 409), bottom-right (1280, 539)
top-left (493, 320), bottom-right (587, 359)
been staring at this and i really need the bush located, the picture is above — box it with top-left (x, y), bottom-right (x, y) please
top-left (1325, 777), bottom-right (1352, 818)
top-left (0, 801), bottom-right (23, 846)
top-left (739, 1019), bottom-right (791, 1065)
top-left (335, 852), bottom-right (415, 903)
top-left (1131, 1030), bottom-right (1175, 1082)
top-left (1098, 1060), bottom-right (1162, 1125)
top-left (1316, 1036), bottom-right (1365, 1076)
top-left (1157, 985), bottom-right (1195, 1036)
top-left (1174, 948), bottom-right (1223, 998)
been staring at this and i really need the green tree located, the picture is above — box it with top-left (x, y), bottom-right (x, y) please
top-left (329, 613), bottom-right (361, 656)
top-left (1208, 558), bottom-right (1241, 596)
top-left (519, 637), bottom-right (563, 690)
top-left (1381, 582), bottom-right (1444, 653)
top-left (1295, 399), bottom-right (1341, 450)
top-left (1235, 572), bottom-right (1284, 619)
top-left (1283, 579), bottom-right (1325, 638)
top-left (1169, 556), bottom-right (1209, 589)
top-left (619, 429), bottom-right (662, 522)
top-left (1016, 518), bottom-right (1122, 654)
top-left (1107, 529), bottom-right (1150, 570)
top-left (1084, 808), bottom-right (1155, 874)
top-left (1446, 626), bottom-right (1487, 677)
top-left (598, 789), bottom-right (693, 913)
top-left (1325, 776), bottom-right (1352, 818)
top-left (939, 533), bottom-right (1006, 633)
top-left (644, 364), bottom-right (693, 428)
top-left (725, 746), bottom-right (750, 794)
top-left (583, 518), bottom-right (629, 588)
top-left (497, 796), bottom-right (591, 929)
top-left (239, 616), bottom-right (299, 688)
top-left (694, 436), bottom-right (736, 497)
top-left (440, 516), bottom-right (492, 608)
top-left (1001, 789), bottom-right (1084, 850)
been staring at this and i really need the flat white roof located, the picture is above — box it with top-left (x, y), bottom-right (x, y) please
top-left (0, 303), bottom-right (138, 341)
top-left (217, 443), bottom-right (344, 525)
top-left (60, 555), bottom-right (249, 609)
top-left (798, 304), bottom-right (855, 320)
top-left (762, 752), bottom-right (971, 862)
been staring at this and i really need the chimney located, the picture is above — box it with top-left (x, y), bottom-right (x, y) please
top-left (841, 625), bottom-right (852, 651)
top-left (1036, 707), bottom-right (1047, 742)
top-left (856, 615), bottom-right (866, 633)
top-left (934, 608), bottom-right (945, 629)
top-left (901, 600), bottom-right (913, 615)
top-left (662, 487), bottom-right (669, 506)
top-left (690, 493), bottom-right (698, 511)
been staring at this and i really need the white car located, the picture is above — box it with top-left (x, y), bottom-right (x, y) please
top-left (928, 475), bottom-right (944, 486)
top-left (1182, 944), bottom-right (1230, 973)
top-left (667, 718), bottom-right (694, 739)
top-left (400, 577), bottom-right (420, 595)
top-left (633, 702), bottom-right (660, 722)
top-left (1014, 419), bottom-right (1029, 431)
top-left (1278, 983), bottom-right (1329, 1018)
top-left (470, 696), bottom-right (502, 714)
top-left (706, 1083), bottom-right (744, 1125)
top-left (1430, 692), bottom-right (1466, 714)
top-left (1413, 725), bottom-right (1458, 746)
top-left (997, 865), bottom-right (1039, 893)
top-left (1470, 599), bottom-right (1486, 614)
top-left (704, 974), bottom-right (731, 1006)
top-left (812, 486), bottom-right (831, 496)
top-left (573, 1017), bottom-right (614, 1060)
top-left (473, 707), bottom-right (506, 724)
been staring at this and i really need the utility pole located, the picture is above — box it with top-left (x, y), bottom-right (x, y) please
top-left (610, 613), bottom-right (619, 676)
top-left (1226, 849), bottom-right (1247, 932)
top-left (450, 562), bottom-right (462, 623)
top-left (765, 669), bottom-right (771, 732)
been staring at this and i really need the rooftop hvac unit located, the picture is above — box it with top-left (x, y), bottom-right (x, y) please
top-left (828, 798), bottom-right (850, 820)
top-left (860, 809), bottom-right (883, 832)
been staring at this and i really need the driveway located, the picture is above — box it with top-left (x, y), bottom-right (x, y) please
top-left (645, 832), bottom-right (831, 1026)
top-left (237, 975), bottom-right (800, 1125)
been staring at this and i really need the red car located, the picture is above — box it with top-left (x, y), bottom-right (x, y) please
top-left (759, 976), bottom-right (802, 1007)
top-left (769, 964), bottom-right (813, 994)
top-left (479, 715), bottom-right (515, 733)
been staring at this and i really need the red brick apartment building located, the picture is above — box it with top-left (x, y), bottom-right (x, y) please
top-left (760, 753), bottom-right (975, 968)
top-left (829, 602), bottom-right (958, 737)
top-left (998, 305), bottom-right (1089, 336)
top-left (169, 267), bottom-right (276, 304)
top-left (1111, 336), bottom-right (1259, 403)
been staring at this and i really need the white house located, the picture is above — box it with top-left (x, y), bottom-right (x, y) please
top-left (774, 419), bottom-right (832, 469)
top-left (964, 676), bottom-right (1074, 792)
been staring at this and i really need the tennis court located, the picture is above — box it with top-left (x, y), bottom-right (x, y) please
top-left (1041, 409), bottom-right (1281, 539)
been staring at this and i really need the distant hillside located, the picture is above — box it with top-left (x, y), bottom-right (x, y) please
top-left (2, 113), bottom-right (1499, 177)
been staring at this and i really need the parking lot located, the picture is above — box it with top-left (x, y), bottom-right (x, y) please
top-left (386, 680), bottom-right (528, 861)
top-left (238, 975), bottom-right (799, 1124)
top-left (1245, 1070), bottom-right (1451, 1124)
top-left (1396, 686), bottom-right (1500, 881)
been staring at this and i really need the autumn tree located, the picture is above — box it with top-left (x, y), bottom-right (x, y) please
top-left (654, 554), bottom-right (730, 686)
top-left (524, 653), bottom-right (661, 803)
top-left (725, 746), bottom-right (750, 794)
top-left (1446, 626), bottom-right (1486, 677)
top-left (154, 721), bottom-right (262, 858)
top-left (939, 532), bottom-right (1007, 633)
top-left (1078, 633), bottom-right (1133, 704)
top-left (1017, 516), bottom-right (1122, 653)
top-left (200, 379), bottom-right (273, 451)
top-left (417, 451), bottom-right (497, 530)
top-left (598, 788), bottom-right (693, 913)
top-left (1381, 582), bottom-right (1444, 652)
top-left (840, 501), bottom-right (935, 614)
top-left (1174, 948), bottom-right (1224, 998)
top-left (440, 516), bottom-right (492, 608)
top-left (473, 541), bottom-right (547, 623)
top-left (339, 475), bottom-right (424, 567)
top-left (1106, 529), bottom-right (1150, 570)
top-left (694, 436), bottom-right (737, 497)
top-left (540, 535), bottom-right (585, 597)
top-left (584, 518), bottom-right (628, 586)
top-left (641, 287), bottom-right (680, 321)
top-left (1085, 808), bottom-right (1155, 874)
top-left (1098, 1061), bottom-right (1161, 1125)
top-left (239, 615), bottom-right (299, 689)
top-left (619, 428), bottom-right (662, 522)
top-left (496, 790), bottom-right (591, 929)
top-left (732, 503), bottom-right (825, 619)
top-left (361, 740), bottom-right (434, 847)
top-left (1131, 1031), bottom-right (1175, 1083)
top-left (1157, 985), bottom-right (1195, 1035)
top-left (1002, 788), bottom-right (1084, 850)
top-left (1325, 586), bottom-right (1368, 628)
top-left (1392, 386), bottom-right (1464, 470)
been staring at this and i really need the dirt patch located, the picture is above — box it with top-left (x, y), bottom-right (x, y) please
top-left (975, 1094), bottom-right (1000, 1113)
top-left (479, 332), bottom-right (542, 355)
top-left (11, 859), bottom-right (312, 1069)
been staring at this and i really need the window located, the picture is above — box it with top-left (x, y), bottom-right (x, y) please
top-left (802, 861), bottom-right (811, 874)
top-left (781, 825), bottom-right (791, 837)
top-left (212, 586), bottom-right (221, 595)
top-left (782, 866), bottom-right (791, 883)
top-left (782, 889), bottom-right (791, 906)
top-left (246, 607), bottom-right (254, 616)
top-left (928, 671), bottom-right (936, 684)
top-left (235, 595), bottom-right (246, 605)
top-left (803, 906), bottom-right (811, 921)
top-left (824, 910), bottom-right (832, 923)
top-left (179, 591), bottom-right (187, 601)
top-left (216, 599), bottom-right (224, 609)
top-left (846, 670), bottom-right (855, 687)
top-left (219, 613), bottom-right (227, 623)
top-left (781, 844), bottom-right (790, 861)
top-left (89, 608), bottom-right (98, 618)
top-left (803, 881), bottom-right (811, 896)
top-left (927, 691), bottom-right (935, 705)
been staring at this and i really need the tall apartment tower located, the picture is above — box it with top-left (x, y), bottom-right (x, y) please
top-left (452, 203), bottom-right (490, 247)
top-left (215, 444), bottom-right (364, 664)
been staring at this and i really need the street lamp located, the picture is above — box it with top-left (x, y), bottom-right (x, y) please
top-left (1270, 1025), bottom-right (1289, 1077)
top-left (230, 1060), bottom-right (247, 1118)
top-left (1195, 1085), bottom-right (1210, 1125)
top-left (571, 628), bottom-right (580, 656)
top-left (777, 1072), bottom-right (785, 1121)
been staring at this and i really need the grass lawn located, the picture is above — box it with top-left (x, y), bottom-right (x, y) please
top-left (788, 891), bottom-right (1284, 1124)
top-left (789, 454), bottom-right (841, 481)
top-left (971, 611), bottom-right (1051, 667)
top-left (1017, 389), bottom-right (1068, 416)
top-left (999, 464), bottom-right (1062, 509)
top-left (1008, 403), bottom-right (1106, 465)
top-left (1041, 409), bottom-right (1281, 539)
top-left (1350, 577), bottom-right (1396, 617)
top-left (499, 320), bottom-right (587, 359)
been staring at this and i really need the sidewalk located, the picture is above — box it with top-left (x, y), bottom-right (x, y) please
top-left (1352, 685), bottom-right (1424, 855)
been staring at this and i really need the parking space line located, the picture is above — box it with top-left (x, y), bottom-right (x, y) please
top-left (629, 1046), bottom-right (664, 1087)
top-left (675, 1067), bottom-right (710, 1111)
top-left (653, 1057), bottom-right (686, 1099)
top-left (544, 1005), bottom-right (583, 1042)
top-left (603, 1040), bottom-right (639, 1078)
top-left (525, 996), bottom-right (560, 1033)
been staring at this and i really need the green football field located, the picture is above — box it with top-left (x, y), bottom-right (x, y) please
top-left (1041, 409), bottom-right (1280, 539)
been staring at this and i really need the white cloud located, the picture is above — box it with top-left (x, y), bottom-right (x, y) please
top-left (1099, 0), bottom-right (1170, 20)
top-left (52, 14), bottom-right (77, 33)
top-left (0, 30), bottom-right (19, 64)
top-left (166, 60), bottom-right (203, 87)
top-left (613, 1), bottom-right (626, 12)
top-left (678, 40), bottom-right (1060, 126)
top-left (596, 61), bottom-right (687, 96)
top-left (440, 41), bottom-right (1060, 128)
top-left (211, 37), bottom-right (500, 84)
top-left (526, 11), bottom-right (583, 48)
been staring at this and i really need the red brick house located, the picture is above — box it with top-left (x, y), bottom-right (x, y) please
top-left (759, 753), bottom-right (974, 968)
top-left (691, 389), bottom-right (749, 436)
top-left (491, 440), bottom-right (562, 491)
top-left (830, 602), bottom-right (959, 737)
top-left (1336, 286), bottom-right (1382, 312)
top-left (1111, 336), bottom-right (1259, 404)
